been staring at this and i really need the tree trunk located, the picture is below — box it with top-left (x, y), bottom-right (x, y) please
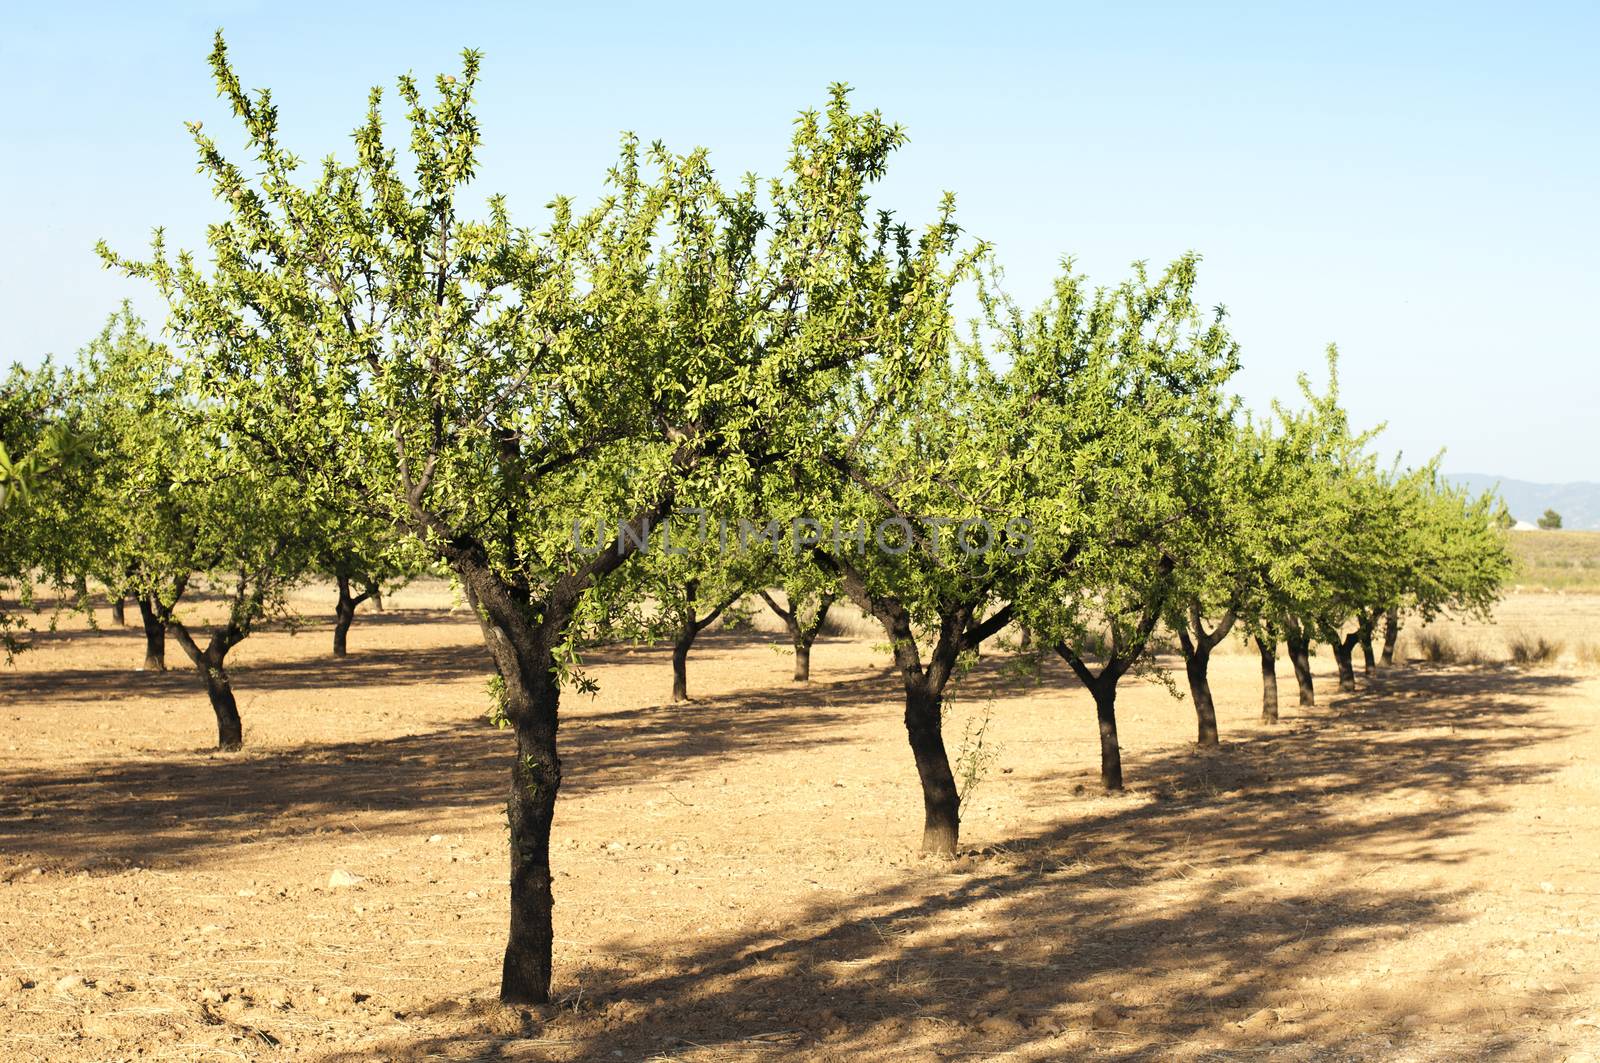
top-left (1359, 633), bottom-right (1376, 676)
top-left (791, 596), bottom-right (833, 682)
top-left (456, 564), bottom-right (567, 1006)
top-left (779, 613), bottom-right (811, 682)
top-left (1184, 645), bottom-right (1219, 747)
top-left (371, 588), bottom-right (384, 613)
top-left (333, 602), bottom-right (355, 657)
top-left (1092, 683), bottom-right (1123, 791)
top-left (760, 589), bottom-right (831, 684)
top-left (438, 523), bottom-right (650, 1006)
top-left (501, 679), bottom-right (560, 1004)
top-left (793, 636), bottom-right (812, 682)
top-left (110, 596), bottom-right (126, 626)
top-left (1257, 637), bottom-right (1279, 723)
top-left (203, 659), bottom-right (244, 751)
top-left (166, 597), bottom-right (249, 752)
top-left (1380, 607), bottom-right (1400, 666)
top-left (905, 685), bottom-right (960, 854)
top-left (1286, 628), bottom-right (1315, 707)
top-left (333, 571), bottom-right (359, 658)
top-left (1178, 605), bottom-right (1234, 748)
top-left (816, 559), bottom-right (971, 856)
top-left (671, 620), bottom-right (695, 703)
top-left (1332, 634), bottom-right (1358, 693)
top-left (137, 596), bottom-right (166, 672)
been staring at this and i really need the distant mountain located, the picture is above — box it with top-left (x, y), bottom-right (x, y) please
top-left (1448, 474), bottom-right (1600, 531)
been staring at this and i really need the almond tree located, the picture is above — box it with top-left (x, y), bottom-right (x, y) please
top-left (0, 362), bottom-right (88, 659)
top-left (619, 517), bottom-right (762, 703)
top-left (999, 254), bottom-right (1238, 790)
top-left (804, 344), bottom-right (1028, 854)
top-left (317, 511), bottom-right (425, 657)
top-left (1384, 469), bottom-right (1511, 650)
top-left (1240, 351), bottom-right (1368, 710)
top-left (1166, 424), bottom-right (1261, 746)
top-left (1256, 352), bottom-right (1509, 699)
top-left (1292, 428), bottom-right (1417, 693)
top-left (756, 554), bottom-right (839, 682)
top-left (60, 307), bottom-right (179, 672)
top-left (104, 36), bottom-right (958, 1001)
top-left (1221, 382), bottom-right (1350, 723)
top-left (1308, 463), bottom-right (1403, 692)
top-left (1319, 460), bottom-right (1510, 679)
top-left (1228, 420), bottom-right (1308, 723)
top-left (71, 310), bottom-right (314, 746)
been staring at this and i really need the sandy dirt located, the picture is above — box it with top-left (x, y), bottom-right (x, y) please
top-left (3, 585), bottom-right (1600, 1061)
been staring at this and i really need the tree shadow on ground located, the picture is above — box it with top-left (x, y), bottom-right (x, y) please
top-left (1, 640), bottom-right (1587, 1060)
top-left (0, 655), bottom-right (895, 871)
top-left (305, 664), bottom-right (1585, 1062)
top-left (0, 624), bottom-right (838, 702)
top-left (0, 639), bottom-right (495, 700)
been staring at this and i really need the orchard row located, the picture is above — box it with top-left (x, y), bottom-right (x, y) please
top-left (0, 35), bottom-right (1511, 1005)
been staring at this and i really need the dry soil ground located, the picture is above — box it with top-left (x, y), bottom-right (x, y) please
top-left (3, 586), bottom-right (1600, 1061)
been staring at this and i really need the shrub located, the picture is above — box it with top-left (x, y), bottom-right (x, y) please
top-left (1415, 630), bottom-right (1488, 666)
top-left (1416, 631), bottom-right (1461, 664)
top-left (1507, 632), bottom-right (1564, 665)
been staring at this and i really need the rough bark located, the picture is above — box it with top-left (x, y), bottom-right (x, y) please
top-left (203, 661), bottom-right (244, 750)
top-left (818, 556), bottom-right (1014, 855)
top-left (669, 579), bottom-right (742, 703)
top-left (451, 563), bottom-right (567, 1005)
top-left (1330, 630), bottom-right (1360, 693)
top-left (1056, 646), bottom-right (1135, 792)
top-left (793, 641), bottom-right (812, 682)
top-left (905, 684), bottom-right (961, 852)
top-left (1177, 604), bottom-right (1236, 747)
top-left (1359, 633), bottom-right (1376, 676)
top-left (1380, 606), bottom-right (1400, 666)
top-left (1184, 643), bottom-right (1218, 745)
top-left (1285, 622), bottom-right (1315, 707)
top-left (431, 502), bottom-right (656, 1004)
top-left (137, 595), bottom-right (167, 672)
top-left (168, 620), bottom-right (245, 751)
top-left (671, 620), bottom-right (694, 703)
top-left (1054, 560), bottom-right (1171, 789)
top-left (1057, 618), bottom-right (1164, 789)
top-left (110, 596), bottom-right (126, 626)
top-left (332, 569), bottom-right (378, 658)
top-left (1091, 682), bottom-right (1123, 791)
top-left (758, 589), bottom-right (835, 683)
top-left (1256, 636), bottom-right (1280, 723)
top-left (159, 568), bottom-right (259, 751)
top-left (450, 542), bottom-right (636, 1004)
top-left (333, 600), bottom-right (355, 657)
top-left (501, 684), bottom-right (559, 1005)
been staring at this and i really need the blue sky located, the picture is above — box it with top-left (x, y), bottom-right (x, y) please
top-left (3, 1), bottom-right (1596, 481)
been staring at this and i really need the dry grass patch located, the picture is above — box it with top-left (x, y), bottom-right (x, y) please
top-left (1507, 631), bottom-right (1564, 666)
top-left (1415, 630), bottom-right (1484, 666)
